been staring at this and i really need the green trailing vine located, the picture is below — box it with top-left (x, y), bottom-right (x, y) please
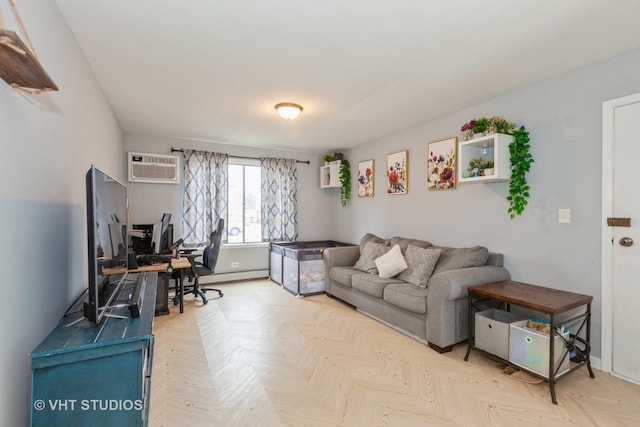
top-left (507, 126), bottom-right (533, 219)
top-left (340, 159), bottom-right (351, 207)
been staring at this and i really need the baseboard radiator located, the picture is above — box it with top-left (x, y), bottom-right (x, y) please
top-left (198, 269), bottom-right (269, 284)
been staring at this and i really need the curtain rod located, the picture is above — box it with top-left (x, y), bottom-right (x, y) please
top-left (170, 147), bottom-right (310, 164)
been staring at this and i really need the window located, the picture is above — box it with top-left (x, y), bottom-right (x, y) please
top-left (227, 159), bottom-right (262, 243)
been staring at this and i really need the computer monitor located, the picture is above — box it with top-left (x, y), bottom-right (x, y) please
top-left (152, 213), bottom-right (172, 254)
top-left (108, 222), bottom-right (127, 258)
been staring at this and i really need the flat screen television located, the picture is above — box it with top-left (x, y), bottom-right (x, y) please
top-left (83, 165), bottom-right (129, 323)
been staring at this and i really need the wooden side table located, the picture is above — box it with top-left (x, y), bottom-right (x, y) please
top-left (464, 280), bottom-right (595, 404)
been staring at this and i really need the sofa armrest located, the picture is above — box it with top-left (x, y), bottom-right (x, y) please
top-left (428, 265), bottom-right (511, 302)
top-left (323, 246), bottom-right (360, 269)
top-left (323, 246), bottom-right (360, 294)
top-left (426, 265), bottom-right (511, 349)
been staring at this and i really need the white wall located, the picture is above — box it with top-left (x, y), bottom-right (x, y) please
top-left (335, 48), bottom-right (640, 359)
top-left (0, 1), bottom-right (122, 425)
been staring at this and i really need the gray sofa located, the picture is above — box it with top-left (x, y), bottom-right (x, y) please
top-left (323, 233), bottom-right (510, 353)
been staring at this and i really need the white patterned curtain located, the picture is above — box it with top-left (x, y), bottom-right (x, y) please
top-left (261, 158), bottom-right (298, 241)
top-left (182, 150), bottom-right (229, 246)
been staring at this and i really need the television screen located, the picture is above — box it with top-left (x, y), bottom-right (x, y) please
top-left (84, 165), bottom-right (129, 323)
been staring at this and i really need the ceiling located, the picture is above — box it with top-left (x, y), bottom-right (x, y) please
top-left (54, 0), bottom-right (640, 153)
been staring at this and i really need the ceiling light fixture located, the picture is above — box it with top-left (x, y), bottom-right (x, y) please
top-left (275, 102), bottom-right (303, 120)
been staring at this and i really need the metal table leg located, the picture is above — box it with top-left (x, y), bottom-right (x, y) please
top-left (464, 292), bottom-right (473, 361)
top-left (179, 267), bottom-right (184, 313)
top-left (549, 313), bottom-right (557, 404)
top-left (586, 303), bottom-right (595, 378)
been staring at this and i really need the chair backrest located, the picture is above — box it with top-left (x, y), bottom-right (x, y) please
top-left (201, 218), bottom-right (224, 272)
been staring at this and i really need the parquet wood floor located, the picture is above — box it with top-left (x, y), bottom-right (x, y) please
top-left (149, 279), bottom-right (640, 426)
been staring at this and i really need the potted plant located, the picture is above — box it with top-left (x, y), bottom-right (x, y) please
top-left (468, 157), bottom-right (485, 177)
top-left (461, 120), bottom-right (475, 140)
top-left (332, 152), bottom-right (345, 164)
top-left (489, 116), bottom-right (516, 134)
top-left (323, 152), bottom-right (345, 165)
top-left (473, 117), bottom-right (489, 136)
top-left (484, 160), bottom-right (494, 175)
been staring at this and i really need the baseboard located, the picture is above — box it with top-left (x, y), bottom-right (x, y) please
top-left (357, 308), bottom-right (430, 346)
top-left (198, 269), bottom-right (269, 284)
top-left (590, 356), bottom-right (601, 371)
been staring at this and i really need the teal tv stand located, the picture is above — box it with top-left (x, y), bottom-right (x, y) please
top-left (29, 272), bottom-right (157, 427)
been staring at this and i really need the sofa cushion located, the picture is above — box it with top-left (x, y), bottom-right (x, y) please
top-left (389, 236), bottom-right (432, 254)
top-left (329, 266), bottom-right (360, 287)
top-left (433, 246), bottom-right (489, 274)
top-left (383, 283), bottom-right (430, 314)
top-left (359, 233), bottom-right (388, 252)
top-left (398, 245), bottom-right (442, 288)
top-left (352, 274), bottom-right (402, 298)
top-left (375, 244), bottom-right (407, 279)
top-left (353, 240), bottom-right (390, 274)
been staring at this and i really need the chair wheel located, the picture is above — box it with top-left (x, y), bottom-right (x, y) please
top-left (173, 299), bottom-right (179, 306)
top-left (203, 299), bottom-right (208, 305)
top-left (202, 289), bottom-right (207, 293)
top-left (219, 292), bottom-right (224, 297)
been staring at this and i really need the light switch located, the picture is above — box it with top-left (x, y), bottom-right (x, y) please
top-left (559, 208), bottom-right (571, 224)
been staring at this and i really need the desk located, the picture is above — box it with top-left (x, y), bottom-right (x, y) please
top-left (464, 280), bottom-right (595, 404)
top-left (104, 257), bottom-right (192, 314)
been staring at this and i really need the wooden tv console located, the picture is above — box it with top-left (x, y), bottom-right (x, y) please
top-left (29, 272), bottom-right (157, 426)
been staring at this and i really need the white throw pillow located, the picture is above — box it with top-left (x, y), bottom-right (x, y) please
top-left (375, 244), bottom-right (408, 279)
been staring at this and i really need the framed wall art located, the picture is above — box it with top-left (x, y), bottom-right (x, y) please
top-left (386, 150), bottom-right (408, 194)
top-left (427, 137), bottom-right (457, 191)
top-left (357, 159), bottom-right (374, 197)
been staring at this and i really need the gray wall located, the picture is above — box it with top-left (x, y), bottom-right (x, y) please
top-left (335, 48), bottom-right (640, 359)
top-left (0, 1), bottom-right (123, 425)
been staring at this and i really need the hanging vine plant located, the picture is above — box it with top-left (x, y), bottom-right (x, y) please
top-left (507, 126), bottom-right (534, 219)
top-left (340, 159), bottom-right (351, 207)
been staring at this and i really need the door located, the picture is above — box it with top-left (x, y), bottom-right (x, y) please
top-left (602, 92), bottom-right (640, 385)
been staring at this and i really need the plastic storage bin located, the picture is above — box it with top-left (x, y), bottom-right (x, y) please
top-left (475, 309), bottom-right (525, 360)
top-left (509, 320), bottom-right (570, 378)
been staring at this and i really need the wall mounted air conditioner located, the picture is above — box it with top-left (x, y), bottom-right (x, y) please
top-left (128, 152), bottom-right (179, 184)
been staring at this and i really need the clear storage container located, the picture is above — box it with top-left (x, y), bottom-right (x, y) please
top-left (509, 320), bottom-right (570, 378)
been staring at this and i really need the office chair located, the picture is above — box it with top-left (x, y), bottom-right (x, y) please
top-left (173, 218), bottom-right (224, 305)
